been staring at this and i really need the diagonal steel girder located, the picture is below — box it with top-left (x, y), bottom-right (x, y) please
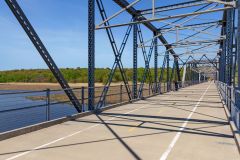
top-left (159, 52), bottom-right (167, 84)
top-left (113, 0), bottom-right (181, 82)
top-left (96, 0), bottom-right (132, 108)
top-left (179, 56), bottom-right (195, 72)
top-left (187, 55), bottom-right (218, 70)
top-left (202, 55), bottom-right (218, 69)
top-left (5, 0), bottom-right (82, 112)
top-left (137, 25), bottom-right (154, 98)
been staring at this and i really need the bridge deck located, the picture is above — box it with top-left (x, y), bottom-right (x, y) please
top-left (0, 82), bottom-right (239, 160)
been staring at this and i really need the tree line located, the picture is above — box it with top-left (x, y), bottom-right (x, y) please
top-left (0, 68), bottom-right (176, 83)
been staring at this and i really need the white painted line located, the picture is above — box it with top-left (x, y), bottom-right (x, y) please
top-left (5, 104), bottom-right (148, 160)
top-left (159, 82), bottom-right (212, 160)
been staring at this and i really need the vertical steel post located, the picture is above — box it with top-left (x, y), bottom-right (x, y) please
top-left (222, 28), bottom-right (227, 83)
top-left (159, 51), bottom-right (167, 94)
top-left (133, 16), bottom-right (138, 99)
top-left (88, 0), bottom-right (95, 110)
top-left (154, 32), bottom-right (158, 93)
top-left (190, 64), bottom-right (193, 85)
top-left (149, 83), bottom-right (151, 96)
top-left (226, 8), bottom-right (234, 86)
top-left (174, 57), bottom-right (180, 89)
top-left (190, 63), bottom-right (193, 84)
top-left (175, 57), bottom-right (181, 87)
top-left (194, 63), bottom-right (197, 83)
top-left (193, 64), bottom-right (195, 84)
top-left (120, 84), bottom-right (123, 103)
top-left (164, 83), bottom-right (166, 93)
top-left (103, 86), bottom-right (107, 106)
top-left (46, 89), bottom-right (50, 121)
top-left (170, 62), bottom-right (175, 90)
top-left (238, 0), bottom-right (240, 89)
top-left (81, 87), bottom-right (85, 112)
top-left (237, 0), bottom-right (240, 107)
top-left (217, 51), bottom-right (222, 82)
top-left (224, 7), bottom-right (234, 111)
top-left (166, 51), bottom-right (170, 91)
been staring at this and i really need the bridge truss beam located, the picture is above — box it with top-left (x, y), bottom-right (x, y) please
top-left (5, 0), bottom-right (82, 112)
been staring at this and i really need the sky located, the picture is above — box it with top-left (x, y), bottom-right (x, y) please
top-left (0, 0), bottom-right (223, 70)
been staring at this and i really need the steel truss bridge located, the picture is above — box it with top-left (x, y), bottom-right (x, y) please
top-left (0, 0), bottom-right (240, 159)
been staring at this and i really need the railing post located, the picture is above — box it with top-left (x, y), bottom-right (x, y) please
top-left (164, 83), bottom-right (166, 93)
top-left (46, 89), bottom-right (50, 121)
top-left (149, 83), bottom-right (151, 96)
top-left (81, 87), bottom-right (85, 112)
top-left (229, 87), bottom-right (232, 111)
top-left (104, 86), bottom-right (108, 106)
top-left (120, 84), bottom-right (123, 103)
top-left (225, 84), bottom-right (227, 103)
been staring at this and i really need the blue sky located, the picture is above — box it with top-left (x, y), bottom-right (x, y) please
top-left (0, 0), bottom-right (222, 70)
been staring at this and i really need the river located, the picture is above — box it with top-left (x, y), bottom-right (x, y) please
top-left (0, 90), bottom-right (78, 133)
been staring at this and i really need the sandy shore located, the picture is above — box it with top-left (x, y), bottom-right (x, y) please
top-left (0, 82), bottom-right (124, 90)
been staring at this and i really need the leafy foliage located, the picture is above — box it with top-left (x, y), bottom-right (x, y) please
top-left (0, 68), bottom-right (176, 84)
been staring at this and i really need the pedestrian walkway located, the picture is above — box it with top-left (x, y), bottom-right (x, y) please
top-left (0, 82), bottom-right (239, 160)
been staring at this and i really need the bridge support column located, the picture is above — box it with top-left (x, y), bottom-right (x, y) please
top-left (236, 0), bottom-right (240, 107)
top-left (237, 0), bottom-right (240, 89)
top-left (175, 57), bottom-right (181, 88)
top-left (88, 0), bottom-right (95, 110)
top-left (132, 17), bottom-right (138, 99)
top-left (226, 7), bottom-right (234, 86)
top-left (154, 32), bottom-right (158, 93)
top-left (167, 51), bottom-right (170, 91)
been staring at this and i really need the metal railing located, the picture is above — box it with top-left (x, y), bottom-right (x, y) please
top-left (217, 81), bottom-right (240, 130)
top-left (0, 81), bottom-right (203, 133)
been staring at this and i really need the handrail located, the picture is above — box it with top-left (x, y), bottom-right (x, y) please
top-left (216, 81), bottom-right (240, 130)
top-left (0, 80), bottom-right (204, 132)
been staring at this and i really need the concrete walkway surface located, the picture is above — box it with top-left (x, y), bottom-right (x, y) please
top-left (0, 82), bottom-right (239, 160)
